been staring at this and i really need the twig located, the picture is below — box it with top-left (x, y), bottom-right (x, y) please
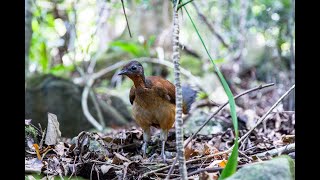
top-left (188, 167), bottom-right (223, 177)
top-left (143, 149), bottom-right (231, 178)
top-left (39, 128), bottom-right (46, 149)
top-left (95, 166), bottom-right (100, 180)
top-left (82, 78), bottom-right (104, 131)
top-left (155, 172), bottom-right (180, 178)
top-left (166, 83), bottom-right (275, 177)
top-left (121, 0), bottom-right (132, 37)
top-left (192, 2), bottom-right (230, 49)
top-left (90, 163), bottom-right (96, 180)
top-left (252, 143), bottom-right (295, 158)
top-left (238, 150), bottom-right (253, 161)
top-left (89, 90), bottom-right (105, 127)
top-left (237, 84), bottom-right (295, 144)
top-left (68, 156), bottom-right (78, 179)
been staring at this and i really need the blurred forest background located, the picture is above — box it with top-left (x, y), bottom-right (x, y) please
top-left (25, 0), bottom-right (295, 137)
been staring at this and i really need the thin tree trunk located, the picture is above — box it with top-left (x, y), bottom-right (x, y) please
top-left (288, 0), bottom-right (295, 111)
top-left (235, 0), bottom-right (248, 63)
top-left (172, 7), bottom-right (188, 179)
top-left (25, 0), bottom-right (33, 80)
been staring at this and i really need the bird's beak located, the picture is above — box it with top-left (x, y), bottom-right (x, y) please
top-left (118, 69), bottom-right (127, 75)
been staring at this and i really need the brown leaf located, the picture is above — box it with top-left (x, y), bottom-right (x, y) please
top-left (218, 160), bottom-right (227, 168)
top-left (184, 138), bottom-right (196, 160)
top-left (282, 135), bottom-right (295, 144)
top-left (33, 144), bottom-right (42, 160)
top-left (112, 152), bottom-right (131, 164)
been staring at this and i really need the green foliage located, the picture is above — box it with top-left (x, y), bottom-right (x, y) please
top-left (220, 141), bottom-right (239, 179)
top-left (49, 64), bottom-right (75, 76)
top-left (109, 41), bottom-right (146, 56)
top-left (28, 1), bottom-right (75, 78)
top-left (197, 91), bottom-right (208, 100)
top-left (182, 4), bottom-right (239, 179)
top-left (109, 36), bottom-right (156, 57)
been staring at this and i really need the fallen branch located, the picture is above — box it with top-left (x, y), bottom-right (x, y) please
top-left (238, 84), bottom-right (295, 144)
top-left (252, 143), bottom-right (295, 158)
top-left (166, 83), bottom-right (275, 177)
top-left (188, 167), bottom-right (224, 177)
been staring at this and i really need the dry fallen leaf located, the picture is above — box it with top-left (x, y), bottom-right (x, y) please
top-left (45, 113), bottom-right (61, 146)
top-left (112, 152), bottom-right (131, 164)
top-left (33, 144), bottom-right (42, 160)
top-left (218, 160), bottom-right (227, 168)
top-left (55, 142), bottom-right (67, 156)
top-left (184, 138), bottom-right (196, 160)
top-left (25, 119), bottom-right (32, 125)
top-left (101, 165), bottom-right (113, 174)
top-left (25, 157), bottom-right (43, 173)
top-left (282, 135), bottom-right (295, 144)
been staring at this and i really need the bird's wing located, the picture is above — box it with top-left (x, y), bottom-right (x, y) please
top-left (147, 76), bottom-right (176, 104)
top-left (129, 86), bottom-right (136, 105)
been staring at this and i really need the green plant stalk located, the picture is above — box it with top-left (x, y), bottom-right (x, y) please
top-left (177, 0), bottom-right (194, 10)
top-left (183, 5), bottom-right (239, 179)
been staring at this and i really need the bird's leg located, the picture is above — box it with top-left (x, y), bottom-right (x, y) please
top-left (142, 128), bottom-right (151, 158)
top-left (160, 129), bottom-right (168, 162)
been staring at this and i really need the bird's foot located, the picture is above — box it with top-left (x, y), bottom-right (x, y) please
top-left (142, 142), bottom-right (148, 158)
top-left (160, 150), bottom-right (167, 163)
top-left (148, 153), bottom-right (158, 162)
top-left (161, 140), bottom-right (167, 163)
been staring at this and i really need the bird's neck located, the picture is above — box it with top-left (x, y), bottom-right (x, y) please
top-left (131, 74), bottom-right (146, 88)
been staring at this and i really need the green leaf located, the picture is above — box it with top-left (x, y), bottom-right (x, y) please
top-left (49, 64), bottom-right (75, 76)
top-left (31, 19), bottom-right (40, 32)
top-left (183, 4), bottom-right (239, 179)
top-left (214, 58), bottom-right (225, 64)
top-left (109, 41), bottom-right (142, 56)
top-left (46, 14), bottom-right (55, 27)
top-left (220, 140), bottom-right (239, 179)
top-left (147, 35), bottom-right (156, 48)
top-left (39, 42), bottom-right (49, 73)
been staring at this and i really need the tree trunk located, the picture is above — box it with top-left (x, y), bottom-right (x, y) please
top-left (25, 0), bottom-right (33, 80)
top-left (172, 7), bottom-right (188, 179)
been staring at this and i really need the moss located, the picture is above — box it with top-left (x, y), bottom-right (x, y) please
top-left (25, 125), bottom-right (40, 144)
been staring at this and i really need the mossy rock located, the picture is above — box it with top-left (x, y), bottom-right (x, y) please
top-left (226, 155), bottom-right (295, 180)
top-left (25, 74), bottom-right (132, 137)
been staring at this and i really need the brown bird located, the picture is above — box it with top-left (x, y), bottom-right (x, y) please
top-left (118, 61), bottom-right (197, 160)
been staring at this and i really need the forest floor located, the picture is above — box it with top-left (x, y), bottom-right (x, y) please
top-left (25, 82), bottom-right (295, 180)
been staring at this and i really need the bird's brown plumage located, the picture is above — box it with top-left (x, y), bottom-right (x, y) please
top-left (129, 76), bottom-right (176, 131)
top-left (118, 60), bottom-right (196, 160)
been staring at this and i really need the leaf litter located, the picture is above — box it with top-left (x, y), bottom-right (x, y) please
top-left (25, 87), bottom-right (295, 179)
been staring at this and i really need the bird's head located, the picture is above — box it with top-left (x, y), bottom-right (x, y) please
top-left (118, 60), bottom-right (145, 80)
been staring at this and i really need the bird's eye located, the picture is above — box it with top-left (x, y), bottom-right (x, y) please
top-left (131, 66), bottom-right (137, 71)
